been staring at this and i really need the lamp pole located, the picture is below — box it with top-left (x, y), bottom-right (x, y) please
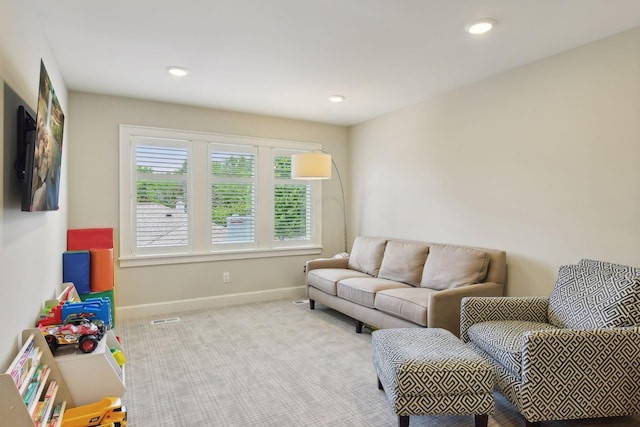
top-left (328, 154), bottom-right (348, 254)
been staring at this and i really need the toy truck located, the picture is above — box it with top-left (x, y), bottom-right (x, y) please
top-left (39, 318), bottom-right (105, 354)
top-left (61, 397), bottom-right (127, 427)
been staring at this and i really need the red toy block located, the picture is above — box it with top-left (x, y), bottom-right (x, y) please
top-left (67, 228), bottom-right (113, 250)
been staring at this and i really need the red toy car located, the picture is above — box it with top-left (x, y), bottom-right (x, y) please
top-left (40, 318), bottom-right (105, 354)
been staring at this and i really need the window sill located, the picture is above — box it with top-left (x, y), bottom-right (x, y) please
top-left (118, 246), bottom-right (323, 268)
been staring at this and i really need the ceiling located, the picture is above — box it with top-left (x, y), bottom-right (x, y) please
top-left (33, 0), bottom-right (640, 126)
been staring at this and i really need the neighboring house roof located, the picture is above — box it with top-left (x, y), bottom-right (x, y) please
top-left (136, 203), bottom-right (228, 247)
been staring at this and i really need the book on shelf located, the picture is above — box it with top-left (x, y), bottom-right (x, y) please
top-left (18, 354), bottom-right (43, 396)
top-left (34, 380), bottom-right (58, 427)
top-left (22, 364), bottom-right (49, 404)
top-left (27, 367), bottom-right (51, 416)
top-left (7, 335), bottom-right (43, 391)
top-left (48, 401), bottom-right (66, 427)
top-left (31, 401), bottom-right (45, 423)
top-left (23, 381), bottom-right (39, 404)
top-left (3, 330), bottom-right (71, 427)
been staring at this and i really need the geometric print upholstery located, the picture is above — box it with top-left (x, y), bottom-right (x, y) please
top-left (578, 258), bottom-right (640, 276)
top-left (460, 296), bottom-right (550, 342)
top-left (518, 327), bottom-right (640, 422)
top-left (461, 261), bottom-right (640, 424)
top-left (579, 258), bottom-right (640, 326)
top-left (372, 328), bottom-right (494, 417)
top-left (548, 264), bottom-right (640, 329)
top-left (466, 320), bottom-right (558, 378)
top-left (466, 341), bottom-right (523, 412)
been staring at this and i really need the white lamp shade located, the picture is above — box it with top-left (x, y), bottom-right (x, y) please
top-left (291, 152), bottom-right (332, 179)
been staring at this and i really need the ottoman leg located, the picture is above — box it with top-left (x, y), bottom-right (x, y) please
top-left (377, 376), bottom-right (384, 390)
top-left (398, 415), bottom-right (409, 427)
top-left (475, 414), bottom-right (488, 427)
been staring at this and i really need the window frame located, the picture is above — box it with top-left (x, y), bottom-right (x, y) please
top-left (119, 125), bottom-right (323, 267)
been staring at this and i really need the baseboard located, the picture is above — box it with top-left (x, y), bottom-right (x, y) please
top-left (116, 286), bottom-right (307, 320)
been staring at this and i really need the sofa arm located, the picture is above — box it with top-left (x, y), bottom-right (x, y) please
top-left (428, 281), bottom-right (504, 338)
top-left (520, 327), bottom-right (640, 422)
top-left (305, 257), bottom-right (349, 275)
top-left (460, 296), bottom-right (549, 342)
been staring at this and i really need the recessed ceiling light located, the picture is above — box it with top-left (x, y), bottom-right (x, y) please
top-left (329, 95), bottom-right (345, 103)
top-left (167, 66), bottom-right (189, 77)
top-left (466, 18), bottom-right (496, 35)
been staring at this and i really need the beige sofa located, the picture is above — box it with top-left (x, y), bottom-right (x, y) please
top-left (305, 236), bottom-right (506, 337)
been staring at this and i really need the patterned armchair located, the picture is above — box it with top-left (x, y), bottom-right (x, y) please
top-left (460, 259), bottom-right (640, 427)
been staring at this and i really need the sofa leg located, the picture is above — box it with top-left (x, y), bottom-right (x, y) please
top-left (525, 421), bottom-right (540, 427)
top-left (475, 414), bottom-right (488, 427)
top-left (356, 320), bottom-right (364, 333)
top-left (398, 415), bottom-right (409, 427)
top-left (309, 299), bottom-right (315, 310)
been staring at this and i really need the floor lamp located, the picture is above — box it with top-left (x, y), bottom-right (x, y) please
top-left (291, 151), bottom-right (348, 254)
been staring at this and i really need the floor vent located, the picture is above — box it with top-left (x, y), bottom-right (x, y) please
top-left (151, 317), bottom-right (180, 325)
top-left (292, 299), bottom-right (309, 305)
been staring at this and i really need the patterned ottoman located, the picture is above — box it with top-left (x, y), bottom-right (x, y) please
top-left (372, 328), bottom-right (495, 427)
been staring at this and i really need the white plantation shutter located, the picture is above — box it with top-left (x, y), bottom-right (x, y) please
top-left (210, 144), bottom-right (257, 246)
top-left (273, 152), bottom-right (312, 242)
top-left (134, 140), bottom-right (190, 252)
top-left (120, 125), bottom-right (322, 265)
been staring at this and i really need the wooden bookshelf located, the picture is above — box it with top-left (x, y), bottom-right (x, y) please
top-left (0, 329), bottom-right (75, 427)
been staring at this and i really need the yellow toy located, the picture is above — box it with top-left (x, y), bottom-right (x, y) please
top-left (61, 397), bottom-right (126, 427)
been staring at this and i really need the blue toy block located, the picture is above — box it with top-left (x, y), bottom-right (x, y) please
top-left (62, 251), bottom-right (91, 294)
top-left (61, 298), bottom-right (112, 329)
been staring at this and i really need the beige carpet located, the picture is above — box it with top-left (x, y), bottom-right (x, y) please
top-left (117, 299), bottom-right (640, 426)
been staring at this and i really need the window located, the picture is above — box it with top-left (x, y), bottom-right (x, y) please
top-left (210, 144), bottom-right (256, 248)
top-left (119, 125), bottom-right (322, 266)
top-left (134, 139), bottom-right (190, 254)
top-left (273, 150), bottom-right (312, 243)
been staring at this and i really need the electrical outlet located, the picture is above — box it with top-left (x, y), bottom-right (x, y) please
top-left (223, 272), bottom-right (230, 283)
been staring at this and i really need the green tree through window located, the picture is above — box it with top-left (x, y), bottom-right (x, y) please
top-left (274, 156), bottom-right (309, 240)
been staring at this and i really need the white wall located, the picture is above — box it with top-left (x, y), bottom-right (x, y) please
top-left (0, 0), bottom-right (69, 368)
top-left (350, 27), bottom-right (640, 296)
top-left (67, 93), bottom-right (349, 315)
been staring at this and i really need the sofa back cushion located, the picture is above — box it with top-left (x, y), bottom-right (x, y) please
top-left (377, 241), bottom-right (429, 286)
top-left (347, 236), bottom-right (387, 276)
top-left (420, 244), bottom-right (489, 290)
top-left (548, 263), bottom-right (640, 329)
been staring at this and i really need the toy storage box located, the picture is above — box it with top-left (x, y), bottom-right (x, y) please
top-left (53, 330), bottom-right (125, 406)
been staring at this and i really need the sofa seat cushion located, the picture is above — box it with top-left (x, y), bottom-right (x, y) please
top-left (307, 268), bottom-right (372, 295)
top-left (421, 244), bottom-right (489, 290)
top-left (337, 278), bottom-right (411, 308)
top-left (374, 287), bottom-right (437, 326)
top-left (377, 241), bottom-right (429, 286)
top-left (467, 320), bottom-right (558, 378)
